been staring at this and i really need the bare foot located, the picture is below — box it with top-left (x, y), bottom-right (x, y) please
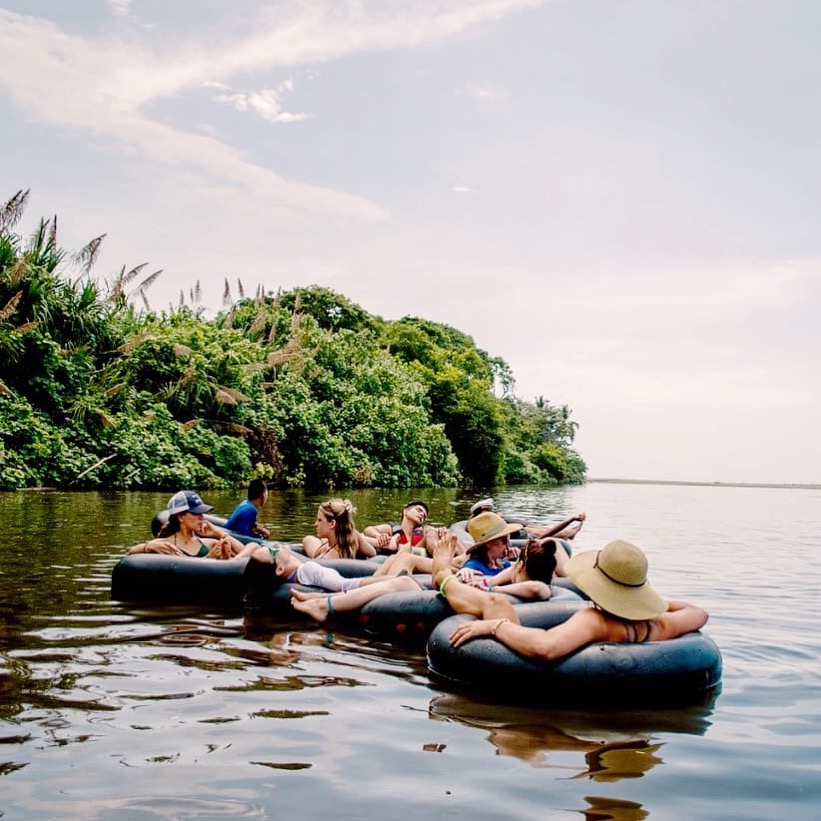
top-left (291, 593), bottom-right (330, 622)
top-left (290, 588), bottom-right (327, 602)
top-left (432, 528), bottom-right (458, 588)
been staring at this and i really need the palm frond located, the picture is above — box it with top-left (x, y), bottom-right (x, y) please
top-left (0, 189), bottom-right (29, 234)
top-left (211, 421), bottom-right (252, 436)
top-left (213, 388), bottom-right (237, 405)
top-left (215, 385), bottom-right (252, 403)
top-left (14, 321), bottom-right (39, 335)
top-left (116, 331), bottom-right (153, 353)
top-left (71, 234), bottom-right (106, 277)
top-left (0, 291), bottom-right (22, 322)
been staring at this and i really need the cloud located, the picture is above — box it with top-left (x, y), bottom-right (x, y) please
top-left (209, 78), bottom-right (309, 124)
top-left (105, 0), bottom-right (131, 16)
top-left (0, 2), bottom-right (547, 224)
top-left (464, 82), bottom-right (509, 105)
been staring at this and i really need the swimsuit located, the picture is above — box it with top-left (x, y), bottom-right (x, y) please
top-left (621, 619), bottom-right (653, 643)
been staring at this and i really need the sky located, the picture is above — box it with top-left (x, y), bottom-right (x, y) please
top-left (1, 0), bottom-right (819, 485)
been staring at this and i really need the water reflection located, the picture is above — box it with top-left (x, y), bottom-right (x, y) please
top-left (428, 691), bottom-right (714, 779)
top-left (578, 795), bottom-right (648, 821)
top-left (2, 485), bottom-right (819, 819)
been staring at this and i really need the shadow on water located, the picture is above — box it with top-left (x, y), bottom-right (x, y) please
top-left (428, 690), bottom-right (717, 771)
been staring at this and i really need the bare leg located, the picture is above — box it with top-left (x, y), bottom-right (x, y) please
top-left (372, 552), bottom-right (433, 578)
top-left (431, 529), bottom-right (519, 624)
top-left (291, 575), bottom-right (420, 622)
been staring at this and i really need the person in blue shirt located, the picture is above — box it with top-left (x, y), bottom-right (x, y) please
top-left (225, 479), bottom-right (270, 538)
top-left (461, 511), bottom-right (524, 576)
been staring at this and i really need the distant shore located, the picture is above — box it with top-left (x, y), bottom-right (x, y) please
top-left (588, 478), bottom-right (820, 490)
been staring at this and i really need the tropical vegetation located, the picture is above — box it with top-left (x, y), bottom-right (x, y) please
top-left (0, 191), bottom-right (586, 491)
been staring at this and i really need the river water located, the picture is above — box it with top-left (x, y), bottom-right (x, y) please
top-left (0, 482), bottom-right (819, 819)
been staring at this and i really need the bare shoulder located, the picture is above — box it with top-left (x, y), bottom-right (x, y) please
top-left (653, 602), bottom-right (709, 640)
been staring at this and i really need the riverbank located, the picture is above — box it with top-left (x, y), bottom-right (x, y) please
top-left (588, 477), bottom-right (820, 490)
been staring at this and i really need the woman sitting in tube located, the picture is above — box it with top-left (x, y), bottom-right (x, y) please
top-left (302, 498), bottom-right (377, 560)
top-left (129, 490), bottom-right (257, 559)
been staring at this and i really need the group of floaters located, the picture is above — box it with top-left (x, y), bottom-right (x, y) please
top-left (115, 483), bottom-right (722, 704)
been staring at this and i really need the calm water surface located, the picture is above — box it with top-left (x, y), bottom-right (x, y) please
top-left (1, 483), bottom-right (819, 819)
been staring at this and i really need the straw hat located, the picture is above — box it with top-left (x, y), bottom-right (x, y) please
top-left (467, 511), bottom-right (523, 552)
top-left (565, 540), bottom-right (667, 620)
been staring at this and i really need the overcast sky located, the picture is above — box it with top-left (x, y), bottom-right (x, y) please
top-left (1, 0), bottom-right (818, 485)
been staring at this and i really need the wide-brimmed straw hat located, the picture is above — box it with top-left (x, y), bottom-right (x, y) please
top-left (565, 540), bottom-right (667, 620)
top-left (467, 511), bottom-right (523, 552)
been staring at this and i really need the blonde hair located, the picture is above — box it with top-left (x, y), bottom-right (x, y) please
top-left (319, 498), bottom-right (358, 559)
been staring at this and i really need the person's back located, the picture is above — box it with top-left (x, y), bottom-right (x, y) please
top-left (225, 479), bottom-right (270, 538)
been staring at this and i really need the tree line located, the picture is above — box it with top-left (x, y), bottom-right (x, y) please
top-left (0, 190), bottom-right (586, 491)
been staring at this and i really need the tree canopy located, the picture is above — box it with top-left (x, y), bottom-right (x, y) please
top-left (0, 191), bottom-right (586, 490)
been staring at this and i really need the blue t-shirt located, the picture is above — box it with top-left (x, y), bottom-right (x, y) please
top-left (224, 499), bottom-right (258, 536)
top-left (462, 557), bottom-right (510, 576)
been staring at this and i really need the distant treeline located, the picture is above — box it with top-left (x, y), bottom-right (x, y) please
top-left (0, 190), bottom-right (586, 491)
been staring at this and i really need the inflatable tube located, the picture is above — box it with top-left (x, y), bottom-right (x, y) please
top-left (111, 553), bottom-right (382, 608)
top-left (426, 602), bottom-right (723, 706)
top-left (112, 554), bottom-right (250, 606)
top-left (150, 509), bottom-right (268, 546)
top-left (241, 557), bottom-right (386, 619)
top-left (359, 584), bottom-right (584, 646)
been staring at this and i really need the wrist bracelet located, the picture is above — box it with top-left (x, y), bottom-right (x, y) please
top-left (491, 618), bottom-right (509, 637)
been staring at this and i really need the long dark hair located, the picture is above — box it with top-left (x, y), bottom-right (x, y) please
top-left (521, 539), bottom-right (557, 583)
top-left (157, 514), bottom-right (182, 538)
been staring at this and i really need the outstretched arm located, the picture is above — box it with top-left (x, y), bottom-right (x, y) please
top-left (449, 607), bottom-right (605, 660)
top-left (652, 601), bottom-right (708, 640)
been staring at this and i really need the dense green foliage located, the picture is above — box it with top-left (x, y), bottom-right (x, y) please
top-left (0, 191), bottom-right (586, 490)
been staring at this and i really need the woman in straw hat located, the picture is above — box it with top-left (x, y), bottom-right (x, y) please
top-left (461, 511), bottom-right (525, 576)
top-left (433, 532), bottom-right (708, 660)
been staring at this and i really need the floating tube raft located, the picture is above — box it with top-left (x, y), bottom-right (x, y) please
top-left (111, 553), bottom-right (380, 607)
top-left (427, 601), bottom-right (723, 706)
top-left (357, 584), bottom-right (584, 646)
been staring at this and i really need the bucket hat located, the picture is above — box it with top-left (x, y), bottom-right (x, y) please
top-left (565, 540), bottom-right (667, 620)
top-left (167, 490), bottom-right (213, 516)
top-left (467, 511), bottom-right (523, 552)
